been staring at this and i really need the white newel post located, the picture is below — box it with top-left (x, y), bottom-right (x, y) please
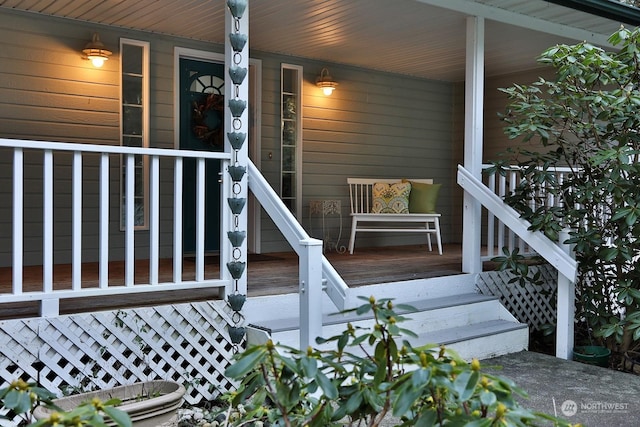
top-left (556, 228), bottom-right (575, 359)
top-left (299, 238), bottom-right (323, 350)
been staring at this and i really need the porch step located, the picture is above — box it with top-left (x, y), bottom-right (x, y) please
top-left (246, 276), bottom-right (528, 361)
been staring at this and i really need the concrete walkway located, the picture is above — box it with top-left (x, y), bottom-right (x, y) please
top-left (483, 351), bottom-right (640, 426)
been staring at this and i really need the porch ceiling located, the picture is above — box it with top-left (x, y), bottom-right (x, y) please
top-left (0, 0), bottom-right (628, 81)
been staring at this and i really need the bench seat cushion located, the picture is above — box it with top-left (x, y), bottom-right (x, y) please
top-left (407, 181), bottom-right (441, 213)
top-left (371, 182), bottom-right (411, 214)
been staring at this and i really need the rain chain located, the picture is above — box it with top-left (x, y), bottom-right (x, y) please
top-left (225, 0), bottom-right (248, 347)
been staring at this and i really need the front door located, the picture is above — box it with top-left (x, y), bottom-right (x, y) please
top-left (179, 58), bottom-right (225, 253)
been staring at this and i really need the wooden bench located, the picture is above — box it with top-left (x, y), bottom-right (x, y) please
top-left (347, 178), bottom-right (442, 255)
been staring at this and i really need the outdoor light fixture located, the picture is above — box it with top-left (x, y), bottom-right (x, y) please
top-left (82, 33), bottom-right (112, 68)
top-left (316, 68), bottom-right (338, 95)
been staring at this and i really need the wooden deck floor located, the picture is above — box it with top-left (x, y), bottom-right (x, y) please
top-left (248, 243), bottom-right (464, 296)
top-left (0, 244), bottom-right (467, 319)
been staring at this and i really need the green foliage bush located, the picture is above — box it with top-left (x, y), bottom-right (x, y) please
top-left (488, 26), bottom-right (640, 352)
top-left (223, 296), bottom-right (572, 426)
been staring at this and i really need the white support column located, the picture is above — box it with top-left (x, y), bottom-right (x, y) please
top-left (299, 238), bottom-right (324, 350)
top-left (462, 16), bottom-right (485, 274)
top-left (224, 3), bottom-right (249, 298)
top-left (556, 228), bottom-right (575, 360)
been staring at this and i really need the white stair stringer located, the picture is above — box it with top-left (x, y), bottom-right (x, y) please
top-left (245, 274), bottom-right (528, 361)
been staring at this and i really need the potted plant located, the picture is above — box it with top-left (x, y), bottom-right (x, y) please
top-left (33, 380), bottom-right (185, 427)
top-left (573, 345), bottom-right (611, 367)
top-left (1, 378), bottom-right (132, 426)
top-left (487, 26), bottom-right (640, 356)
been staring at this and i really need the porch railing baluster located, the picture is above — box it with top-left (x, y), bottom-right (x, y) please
top-left (99, 153), bottom-right (109, 288)
top-left (508, 171), bottom-right (516, 252)
top-left (72, 151), bottom-right (82, 291)
top-left (13, 147), bottom-right (23, 294)
top-left (173, 157), bottom-right (183, 284)
top-left (486, 173), bottom-right (495, 258)
top-left (196, 157), bottom-right (205, 282)
top-left (497, 173), bottom-right (506, 255)
top-left (149, 155), bottom-right (160, 286)
top-left (43, 150), bottom-right (53, 292)
top-left (125, 153), bottom-right (135, 286)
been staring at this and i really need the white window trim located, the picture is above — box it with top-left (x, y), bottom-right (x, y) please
top-left (119, 38), bottom-right (150, 231)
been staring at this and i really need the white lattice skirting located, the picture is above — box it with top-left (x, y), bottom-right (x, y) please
top-left (0, 269), bottom-right (560, 423)
top-left (476, 265), bottom-right (557, 331)
top-left (0, 300), bottom-right (240, 419)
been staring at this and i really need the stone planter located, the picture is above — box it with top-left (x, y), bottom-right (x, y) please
top-left (34, 380), bottom-right (186, 427)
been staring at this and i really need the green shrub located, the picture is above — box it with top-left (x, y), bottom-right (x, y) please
top-left (0, 378), bottom-right (132, 427)
top-left (223, 296), bottom-right (573, 426)
top-left (489, 26), bottom-right (640, 352)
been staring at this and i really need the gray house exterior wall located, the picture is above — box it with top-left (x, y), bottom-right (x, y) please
top-left (0, 7), bottom-right (463, 265)
top-left (257, 53), bottom-right (456, 252)
top-left (483, 67), bottom-right (557, 160)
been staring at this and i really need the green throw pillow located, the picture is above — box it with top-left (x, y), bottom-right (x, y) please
top-left (372, 182), bottom-right (411, 214)
top-left (408, 181), bottom-right (441, 213)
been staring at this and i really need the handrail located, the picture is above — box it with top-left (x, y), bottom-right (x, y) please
top-left (457, 165), bottom-right (577, 281)
top-left (247, 160), bottom-right (349, 310)
top-left (0, 138), bottom-right (232, 160)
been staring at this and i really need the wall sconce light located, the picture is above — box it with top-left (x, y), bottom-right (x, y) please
top-left (82, 33), bottom-right (112, 68)
top-left (316, 68), bottom-right (338, 96)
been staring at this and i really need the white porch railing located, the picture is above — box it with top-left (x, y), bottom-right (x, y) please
top-left (247, 160), bottom-right (350, 348)
top-left (460, 165), bottom-right (576, 281)
top-left (0, 139), bottom-right (347, 350)
top-left (0, 138), bottom-right (233, 316)
top-left (459, 165), bottom-right (577, 359)
top-left (481, 163), bottom-right (573, 261)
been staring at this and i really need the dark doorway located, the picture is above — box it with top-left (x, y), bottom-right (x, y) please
top-left (179, 58), bottom-right (225, 252)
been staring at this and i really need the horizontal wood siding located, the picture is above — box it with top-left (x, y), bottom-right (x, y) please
top-left (449, 67), bottom-right (555, 245)
top-left (0, 9), bottom-right (224, 266)
top-left (304, 67), bottom-right (455, 251)
top-left (0, 8), bottom-right (462, 260)
top-left (484, 67), bottom-right (555, 160)
top-left (253, 51), bottom-right (455, 252)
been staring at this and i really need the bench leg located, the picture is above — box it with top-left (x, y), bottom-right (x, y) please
top-left (425, 227), bottom-right (433, 251)
top-left (348, 217), bottom-right (358, 254)
top-left (434, 217), bottom-right (443, 255)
